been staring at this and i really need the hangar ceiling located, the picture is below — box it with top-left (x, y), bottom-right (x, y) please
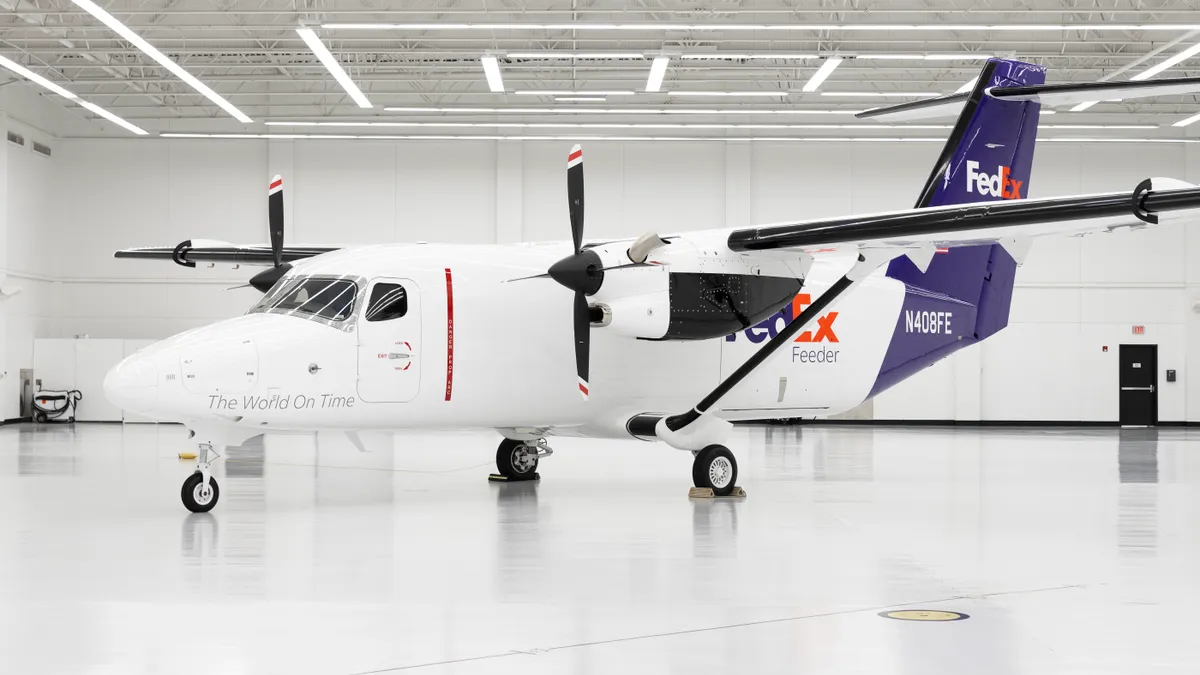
top-left (2, 0), bottom-right (1200, 139)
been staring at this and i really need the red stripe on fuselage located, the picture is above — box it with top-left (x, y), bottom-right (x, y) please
top-left (444, 268), bottom-right (454, 401)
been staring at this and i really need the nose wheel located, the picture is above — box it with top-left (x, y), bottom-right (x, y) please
top-left (692, 444), bottom-right (738, 497)
top-left (181, 441), bottom-right (222, 512)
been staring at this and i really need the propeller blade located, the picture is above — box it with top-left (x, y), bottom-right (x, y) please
top-left (225, 283), bottom-right (253, 291)
top-left (573, 291), bottom-right (590, 401)
top-left (269, 175), bottom-right (284, 268)
top-left (503, 272), bottom-right (553, 283)
top-left (599, 262), bottom-right (654, 272)
top-left (567, 145), bottom-right (584, 254)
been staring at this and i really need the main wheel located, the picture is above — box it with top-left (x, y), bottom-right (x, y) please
top-left (496, 438), bottom-right (538, 480)
top-left (181, 472), bottom-right (220, 513)
top-left (692, 445), bottom-right (738, 496)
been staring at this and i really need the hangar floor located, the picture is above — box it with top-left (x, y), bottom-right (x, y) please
top-left (0, 422), bottom-right (1198, 674)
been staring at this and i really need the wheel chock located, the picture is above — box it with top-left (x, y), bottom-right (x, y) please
top-left (178, 452), bottom-right (198, 460)
top-left (688, 486), bottom-right (747, 499)
top-left (487, 473), bottom-right (540, 483)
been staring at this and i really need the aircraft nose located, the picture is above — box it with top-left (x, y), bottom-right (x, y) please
top-left (104, 355), bottom-right (159, 414)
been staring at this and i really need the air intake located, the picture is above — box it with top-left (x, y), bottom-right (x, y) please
top-left (6, 131), bottom-right (24, 146)
top-left (32, 141), bottom-right (51, 157)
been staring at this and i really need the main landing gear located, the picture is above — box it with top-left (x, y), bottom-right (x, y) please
top-left (692, 444), bottom-right (738, 497)
top-left (492, 438), bottom-right (552, 482)
top-left (181, 442), bottom-right (221, 513)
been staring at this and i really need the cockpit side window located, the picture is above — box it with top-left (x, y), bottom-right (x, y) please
top-left (251, 277), bottom-right (357, 321)
top-left (365, 283), bottom-right (408, 322)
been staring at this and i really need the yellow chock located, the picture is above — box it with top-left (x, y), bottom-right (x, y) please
top-left (178, 452), bottom-right (197, 460)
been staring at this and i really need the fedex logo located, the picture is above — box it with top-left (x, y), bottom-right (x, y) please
top-left (966, 160), bottom-right (1023, 200)
top-left (726, 294), bottom-right (839, 344)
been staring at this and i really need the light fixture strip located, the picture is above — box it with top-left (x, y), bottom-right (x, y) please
top-left (296, 28), bottom-right (372, 108)
top-left (667, 91), bottom-right (789, 97)
top-left (645, 57), bottom-right (669, 92)
top-left (802, 57), bottom-right (843, 92)
top-left (159, 133), bottom-right (1199, 144)
top-left (0, 54), bottom-right (147, 135)
top-left (321, 22), bottom-right (1200, 32)
top-left (262, 120), bottom-right (1155, 130)
top-left (506, 52), bottom-right (645, 59)
top-left (821, 92), bottom-right (940, 98)
top-left (515, 90), bottom-right (635, 96)
top-left (480, 55), bottom-right (504, 92)
top-left (70, 0), bottom-right (251, 123)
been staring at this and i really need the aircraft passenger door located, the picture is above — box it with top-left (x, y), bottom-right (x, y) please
top-left (357, 278), bottom-right (421, 403)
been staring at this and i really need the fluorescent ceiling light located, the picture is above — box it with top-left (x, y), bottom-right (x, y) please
top-left (667, 91), bottom-right (789, 97)
top-left (0, 54), bottom-right (148, 135)
top-left (266, 120), bottom-right (1148, 130)
top-left (645, 57), bottom-right (669, 92)
top-left (1173, 111), bottom-right (1200, 127)
top-left (854, 54), bottom-right (924, 60)
top-left (383, 106), bottom-right (860, 115)
top-left (923, 54), bottom-right (993, 60)
top-left (480, 55), bottom-right (504, 92)
top-left (803, 57), bottom-right (843, 92)
top-left (77, 100), bottom-right (149, 135)
top-left (507, 52), bottom-right (644, 59)
top-left (955, 77), bottom-right (979, 94)
top-left (264, 120), bottom-right (955, 130)
top-left (680, 54), bottom-right (816, 60)
top-left (161, 132), bottom-right (1198, 144)
top-left (516, 90), bottom-right (634, 96)
top-left (0, 54), bottom-right (77, 99)
top-left (1072, 41), bottom-right (1200, 112)
top-left (556, 97), bottom-right (607, 102)
top-left (322, 22), bottom-right (1200, 33)
top-left (296, 28), bottom-right (372, 108)
top-left (71, 0), bottom-right (251, 123)
top-left (1133, 42), bottom-right (1200, 80)
top-left (821, 92), bottom-right (940, 97)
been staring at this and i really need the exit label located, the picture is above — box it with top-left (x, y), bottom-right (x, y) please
top-left (1132, 325), bottom-right (1145, 335)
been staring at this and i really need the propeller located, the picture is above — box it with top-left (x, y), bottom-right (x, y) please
top-left (548, 145), bottom-right (602, 401)
top-left (248, 175), bottom-right (291, 293)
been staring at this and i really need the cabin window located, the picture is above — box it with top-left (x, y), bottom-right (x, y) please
top-left (253, 277), bottom-right (358, 321)
top-left (365, 283), bottom-right (408, 322)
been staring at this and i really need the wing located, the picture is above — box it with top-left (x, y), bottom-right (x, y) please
top-left (727, 177), bottom-right (1200, 255)
top-left (115, 241), bottom-right (339, 267)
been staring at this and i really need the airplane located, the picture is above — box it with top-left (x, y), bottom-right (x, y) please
top-left (105, 58), bottom-right (1200, 512)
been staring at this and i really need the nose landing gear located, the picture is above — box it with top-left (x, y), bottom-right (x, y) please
top-left (181, 442), bottom-right (222, 512)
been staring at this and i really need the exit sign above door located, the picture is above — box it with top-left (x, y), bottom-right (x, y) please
top-left (1132, 325), bottom-right (1145, 335)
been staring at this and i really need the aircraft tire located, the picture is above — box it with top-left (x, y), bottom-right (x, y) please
top-left (692, 445), bottom-right (738, 497)
top-left (496, 438), bottom-right (539, 480)
top-left (181, 472), bottom-right (220, 513)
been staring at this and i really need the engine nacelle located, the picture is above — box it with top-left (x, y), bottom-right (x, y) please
top-left (593, 292), bottom-right (670, 339)
top-left (590, 262), bottom-right (671, 339)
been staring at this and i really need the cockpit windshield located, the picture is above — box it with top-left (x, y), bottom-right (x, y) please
top-left (248, 276), bottom-right (359, 323)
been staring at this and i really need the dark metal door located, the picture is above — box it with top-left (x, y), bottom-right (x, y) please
top-left (1119, 344), bottom-right (1157, 426)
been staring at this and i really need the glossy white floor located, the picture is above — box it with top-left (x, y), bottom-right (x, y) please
top-left (1, 422), bottom-right (1198, 674)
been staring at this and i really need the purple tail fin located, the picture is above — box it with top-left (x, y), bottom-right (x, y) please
top-left (869, 58), bottom-right (1045, 399)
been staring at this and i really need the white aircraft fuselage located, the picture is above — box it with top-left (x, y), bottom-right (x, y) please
top-left (107, 234), bottom-right (914, 444)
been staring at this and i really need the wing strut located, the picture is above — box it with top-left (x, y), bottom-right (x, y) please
top-left (655, 252), bottom-right (891, 447)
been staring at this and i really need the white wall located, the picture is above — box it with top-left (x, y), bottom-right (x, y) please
top-left (1, 113), bottom-right (58, 420)
top-left (7, 134), bottom-right (1200, 423)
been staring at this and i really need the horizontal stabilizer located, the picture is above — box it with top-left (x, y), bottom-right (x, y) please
top-left (856, 93), bottom-right (967, 121)
top-left (990, 75), bottom-right (1200, 106)
top-left (858, 74), bottom-right (1200, 120)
